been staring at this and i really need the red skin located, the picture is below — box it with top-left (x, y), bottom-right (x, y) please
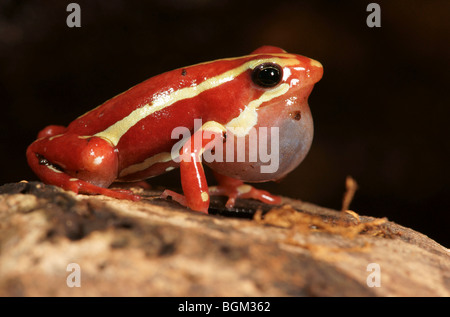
top-left (26, 46), bottom-right (323, 213)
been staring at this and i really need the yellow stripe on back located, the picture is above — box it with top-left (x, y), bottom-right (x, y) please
top-left (94, 56), bottom-right (300, 146)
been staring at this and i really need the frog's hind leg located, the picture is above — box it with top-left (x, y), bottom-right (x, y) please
top-left (209, 172), bottom-right (282, 209)
top-left (26, 134), bottom-right (140, 201)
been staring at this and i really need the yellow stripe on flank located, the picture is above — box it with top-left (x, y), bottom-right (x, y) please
top-left (94, 56), bottom-right (300, 146)
top-left (201, 120), bottom-right (227, 134)
top-left (225, 83), bottom-right (290, 137)
top-left (119, 152), bottom-right (173, 178)
top-left (119, 121), bottom-right (227, 177)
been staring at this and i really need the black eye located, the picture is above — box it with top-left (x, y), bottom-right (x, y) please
top-left (251, 63), bottom-right (283, 88)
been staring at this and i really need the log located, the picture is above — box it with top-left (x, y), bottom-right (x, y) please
top-left (0, 181), bottom-right (448, 296)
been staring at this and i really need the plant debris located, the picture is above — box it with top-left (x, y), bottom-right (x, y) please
top-left (341, 175), bottom-right (358, 212)
top-left (254, 204), bottom-right (390, 239)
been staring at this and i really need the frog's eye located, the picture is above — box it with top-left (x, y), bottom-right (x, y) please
top-left (251, 63), bottom-right (283, 88)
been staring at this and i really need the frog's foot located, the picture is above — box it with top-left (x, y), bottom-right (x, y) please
top-left (160, 189), bottom-right (186, 205)
top-left (161, 189), bottom-right (197, 211)
top-left (69, 179), bottom-right (142, 201)
top-left (208, 174), bottom-right (282, 209)
top-left (160, 183), bottom-right (281, 213)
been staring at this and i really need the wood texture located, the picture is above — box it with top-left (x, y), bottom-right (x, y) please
top-left (0, 181), bottom-right (448, 296)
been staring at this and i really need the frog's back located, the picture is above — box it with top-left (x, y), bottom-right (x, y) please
top-left (65, 55), bottom-right (260, 137)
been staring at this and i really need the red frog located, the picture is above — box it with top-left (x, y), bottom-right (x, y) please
top-left (26, 46), bottom-right (323, 213)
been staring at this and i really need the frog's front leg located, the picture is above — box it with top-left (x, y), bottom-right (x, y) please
top-left (26, 133), bottom-right (140, 201)
top-left (161, 121), bottom-right (227, 213)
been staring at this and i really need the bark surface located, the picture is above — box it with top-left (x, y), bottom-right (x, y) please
top-left (0, 182), bottom-right (448, 296)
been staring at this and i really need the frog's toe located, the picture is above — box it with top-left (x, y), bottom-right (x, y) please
top-left (209, 184), bottom-right (281, 209)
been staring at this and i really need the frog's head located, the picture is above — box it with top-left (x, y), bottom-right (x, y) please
top-left (206, 46), bottom-right (323, 182)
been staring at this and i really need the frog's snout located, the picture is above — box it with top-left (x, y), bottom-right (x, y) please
top-left (308, 58), bottom-right (324, 84)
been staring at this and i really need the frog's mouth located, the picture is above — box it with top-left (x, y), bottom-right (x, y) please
top-left (35, 153), bottom-right (65, 174)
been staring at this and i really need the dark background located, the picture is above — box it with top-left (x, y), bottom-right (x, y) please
top-left (0, 0), bottom-right (448, 247)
